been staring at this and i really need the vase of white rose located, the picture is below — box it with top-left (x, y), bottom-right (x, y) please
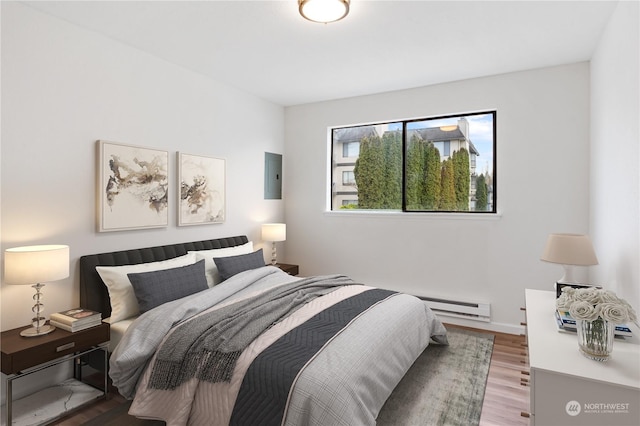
top-left (575, 317), bottom-right (614, 361)
top-left (556, 287), bottom-right (638, 361)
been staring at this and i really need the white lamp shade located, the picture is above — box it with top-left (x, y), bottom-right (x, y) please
top-left (4, 245), bottom-right (70, 285)
top-left (299, 0), bottom-right (350, 23)
top-left (262, 223), bottom-right (286, 242)
top-left (540, 234), bottom-right (598, 266)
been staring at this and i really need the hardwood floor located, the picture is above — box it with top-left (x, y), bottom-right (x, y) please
top-left (52, 324), bottom-right (530, 426)
top-left (473, 326), bottom-right (530, 426)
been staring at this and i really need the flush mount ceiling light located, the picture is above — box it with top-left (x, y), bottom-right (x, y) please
top-left (299, 0), bottom-right (350, 23)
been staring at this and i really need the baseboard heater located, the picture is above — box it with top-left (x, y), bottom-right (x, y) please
top-left (416, 295), bottom-right (491, 322)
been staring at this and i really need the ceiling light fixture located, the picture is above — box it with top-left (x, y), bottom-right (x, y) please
top-left (299, 0), bottom-right (350, 24)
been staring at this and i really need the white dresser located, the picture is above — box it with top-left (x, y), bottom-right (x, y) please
top-left (525, 289), bottom-right (640, 426)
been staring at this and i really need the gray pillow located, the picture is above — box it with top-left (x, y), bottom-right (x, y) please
top-left (213, 249), bottom-right (265, 281)
top-left (127, 259), bottom-right (208, 313)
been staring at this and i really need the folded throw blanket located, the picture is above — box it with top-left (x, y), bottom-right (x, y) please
top-left (149, 274), bottom-right (356, 390)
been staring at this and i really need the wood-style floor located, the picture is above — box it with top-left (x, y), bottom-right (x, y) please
top-left (52, 323), bottom-right (530, 426)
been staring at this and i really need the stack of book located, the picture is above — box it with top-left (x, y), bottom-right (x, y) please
top-left (50, 308), bottom-right (102, 332)
top-left (555, 309), bottom-right (632, 338)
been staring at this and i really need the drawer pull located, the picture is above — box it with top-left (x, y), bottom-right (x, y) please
top-left (56, 342), bottom-right (75, 352)
top-left (521, 412), bottom-right (530, 418)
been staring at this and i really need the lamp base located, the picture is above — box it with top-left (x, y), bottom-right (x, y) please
top-left (271, 242), bottom-right (277, 265)
top-left (20, 324), bottom-right (56, 337)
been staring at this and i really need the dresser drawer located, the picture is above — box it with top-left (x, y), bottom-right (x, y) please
top-left (1, 323), bottom-right (110, 375)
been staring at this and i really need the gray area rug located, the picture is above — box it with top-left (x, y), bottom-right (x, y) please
top-left (86, 327), bottom-right (493, 426)
top-left (377, 327), bottom-right (494, 426)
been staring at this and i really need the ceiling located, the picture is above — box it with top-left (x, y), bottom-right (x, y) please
top-left (22, 0), bottom-right (618, 107)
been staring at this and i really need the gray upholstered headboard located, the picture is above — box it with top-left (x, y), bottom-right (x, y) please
top-left (79, 235), bottom-right (249, 318)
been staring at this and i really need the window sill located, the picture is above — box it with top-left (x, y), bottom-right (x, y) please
top-left (324, 210), bottom-right (502, 220)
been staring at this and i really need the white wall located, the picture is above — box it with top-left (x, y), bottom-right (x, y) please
top-left (590, 0), bottom-right (640, 310)
top-left (285, 63), bottom-right (591, 333)
top-left (0, 2), bottom-right (286, 332)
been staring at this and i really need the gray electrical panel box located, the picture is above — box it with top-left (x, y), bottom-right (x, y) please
top-left (264, 152), bottom-right (282, 199)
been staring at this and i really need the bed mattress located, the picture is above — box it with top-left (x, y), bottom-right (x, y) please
top-left (109, 266), bottom-right (447, 425)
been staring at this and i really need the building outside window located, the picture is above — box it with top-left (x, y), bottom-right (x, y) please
top-left (330, 111), bottom-right (496, 213)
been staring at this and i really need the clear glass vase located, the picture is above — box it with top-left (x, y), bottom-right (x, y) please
top-left (576, 318), bottom-right (614, 361)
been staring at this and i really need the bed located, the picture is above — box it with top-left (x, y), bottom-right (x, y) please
top-left (79, 235), bottom-right (447, 426)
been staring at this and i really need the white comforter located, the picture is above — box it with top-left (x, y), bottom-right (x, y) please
top-left (110, 266), bottom-right (447, 425)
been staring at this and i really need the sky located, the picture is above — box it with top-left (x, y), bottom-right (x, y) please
top-left (465, 113), bottom-right (494, 176)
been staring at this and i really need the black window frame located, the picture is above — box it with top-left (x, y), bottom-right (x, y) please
top-left (330, 110), bottom-right (497, 214)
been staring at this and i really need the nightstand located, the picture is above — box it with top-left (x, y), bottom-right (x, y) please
top-left (275, 263), bottom-right (299, 276)
top-left (525, 290), bottom-right (639, 425)
top-left (1, 322), bottom-right (110, 426)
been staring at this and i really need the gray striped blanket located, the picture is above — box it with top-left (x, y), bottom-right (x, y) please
top-left (148, 274), bottom-right (356, 390)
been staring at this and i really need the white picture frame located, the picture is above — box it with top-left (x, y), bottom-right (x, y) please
top-left (97, 140), bottom-right (169, 232)
top-left (178, 152), bottom-right (226, 226)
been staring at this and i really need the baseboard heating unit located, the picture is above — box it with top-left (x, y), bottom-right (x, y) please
top-left (416, 296), bottom-right (491, 322)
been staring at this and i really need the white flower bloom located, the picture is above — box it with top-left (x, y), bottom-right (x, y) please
top-left (598, 303), bottom-right (629, 324)
top-left (569, 300), bottom-right (600, 321)
top-left (559, 287), bottom-right (637, 326)
top-left (556, 293), bottom-right (572, 310)
top-left (620, 299), bottom-right (638, 323)
top-left (574, 288), bottom-right (602, 304)
top-left (599, 290), bottom-right (621, 304)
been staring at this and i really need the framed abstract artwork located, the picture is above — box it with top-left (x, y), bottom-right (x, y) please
top-left (178, 152), bottom-right (226, 226)
top-left (97, 140), bottom-right (169, 232)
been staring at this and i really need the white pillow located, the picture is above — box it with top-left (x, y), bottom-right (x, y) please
top-left (189, 241), bottom-right (254, 287)
top-left (96, 252), bottom-right (197, 323)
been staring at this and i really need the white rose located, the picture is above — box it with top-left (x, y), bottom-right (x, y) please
top-left (556, 293), bottom-right (572, 310)
top-left (598, 303), bottom-right (629, 324)
top-left (569, 300), bottom-right (599, 321)
top-left (599, 290), bottom-right (620, 304)
top-left (574, 288), bottom-right (603, 304)
top-left (560, 287), bottom-right (576, 299)
top-left (620, 299), bottom-right (637, 323)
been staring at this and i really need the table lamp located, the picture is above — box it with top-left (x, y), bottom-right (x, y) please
top-left (540, 233), bottom-right (598, 284)
top-left (262, 223), bottom-right (286, 265)
top-left (4, 245), bottom-right (70, 337)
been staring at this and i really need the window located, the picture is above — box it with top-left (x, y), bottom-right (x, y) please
top-left (433, 141), bottom-right (451, 157)
top-left (342, 142), bottom-right (360, 158)
top-left (342, 171), bottom-right (356, 186)
top-left (330, 111), bottom-right (496, 213)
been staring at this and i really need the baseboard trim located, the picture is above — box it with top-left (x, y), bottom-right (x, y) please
top-left (440, 316), bottom-right (525, 335)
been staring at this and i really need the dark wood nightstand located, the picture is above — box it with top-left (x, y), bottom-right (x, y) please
top-left (275, 263), bottom-right (299, 276)
top-left (1, 322), bottom-right (110, 425)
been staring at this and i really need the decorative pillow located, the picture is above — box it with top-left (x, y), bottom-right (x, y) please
top-left (127, 260), bottom-right (208, 314)
top-left (96, 252), bottom-right (197, 323)
top-left (213, 249), bottom-right (265, 282)
top-left (189, 241), bottom-right (253, 287)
